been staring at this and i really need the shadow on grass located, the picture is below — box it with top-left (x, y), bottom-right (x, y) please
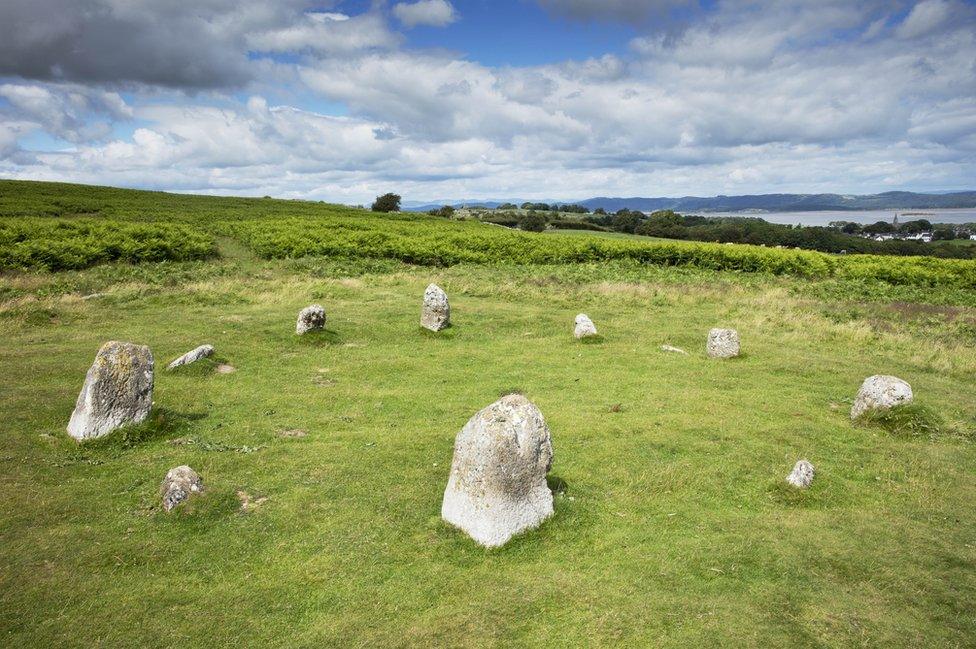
top-left (154, 489), bottom-right (241, 527)
top-left (767, 479), bottom-right (822, 508)
top-left (419, 324), bottom-right (458, 339)
top-left (295, 328), bottom-right (343, 346)
top-left (854, 403), bottom-right (969, 440)
top-left (547, 474), bottom-right (569, 495)
top-left (578, 334), bottom-right (605, 345)
top-left (82, 408), bottom-right (208, 450)
top-left (164, 357), bottom-right (224, 377)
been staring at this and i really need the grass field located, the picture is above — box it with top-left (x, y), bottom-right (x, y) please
top-left (1, 183), bottom-right (975, 647)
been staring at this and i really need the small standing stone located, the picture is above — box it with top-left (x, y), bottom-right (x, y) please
top-left (67, 341), bottom-right (154, 441)
top-left (296, 304), bottom-right (326, 335)
top-left (851, 375), bottom-right (913, 419)
top-left (574, 314), bottom-right (598, 339)
top-left (786, 459), bottom-right (815, 488)
top-left (441, 394), bottom-right (554, 548)
top-left (421, 284), bottom-right (450, 332)
top-left (166, 344), bottom-right (214, 370)
top-left (160, 465), bottom-right (204, 512)
top-left (706, 328), bottom-right (740, 358)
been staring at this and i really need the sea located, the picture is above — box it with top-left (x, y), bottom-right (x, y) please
top-left (697, 208), bottom-right (976, 226)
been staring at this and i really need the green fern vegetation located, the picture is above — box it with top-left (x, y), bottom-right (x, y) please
top-left (2, 180), bottom-right (975, 292)
top-left (1, 179), bottom-right (974, 646)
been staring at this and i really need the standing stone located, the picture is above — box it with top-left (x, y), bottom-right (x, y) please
top-left (296, 304), bottom-right (326, 335)
top-left (442, 394), bottom-right (554, 548)
top-left (166, 344), bottom-right (214, 370)
top-left (67, 341), bottom-right (154, 441)
top-left (850, 375), bottom-right (913, 419)
top-left (786, 459), bottom-right (815, 488)
top-left (574, 314), bottom-right (598, 339)
top-left (706, 328), bottom-right (740, 358)
top-left (421, 284), bottom-right (450, 332)
top-left (160, 465), bottom-right (204, 512)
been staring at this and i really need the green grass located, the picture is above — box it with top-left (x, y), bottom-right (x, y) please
top-left (1, 247), bottom-right (975, 646)
top-left (2, 181), bottom-right (975, 645)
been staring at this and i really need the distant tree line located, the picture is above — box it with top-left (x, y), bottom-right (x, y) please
top-left (829, 219), bottom-right (972, 241)
top-left (581, 210), bottom-right (975, 259)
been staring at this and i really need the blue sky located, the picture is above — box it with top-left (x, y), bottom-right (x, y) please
top-left (1, 0), bottom-right (975, 203)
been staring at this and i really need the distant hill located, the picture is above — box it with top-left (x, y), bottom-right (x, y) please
top-left (404, 191), bottom-right (976, 213)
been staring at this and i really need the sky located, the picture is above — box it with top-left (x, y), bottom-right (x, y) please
top-left (0, 0), bottom-right (975, 204)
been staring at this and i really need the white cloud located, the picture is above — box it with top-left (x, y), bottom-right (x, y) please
top-left (392, 0), bottom-right (457, 28)
top-left (897, 0), bottom-right (953, 39)
top-left (247, 12), bottom-right (399, 54)
top-left (1, 0), bottom-right (975, 200)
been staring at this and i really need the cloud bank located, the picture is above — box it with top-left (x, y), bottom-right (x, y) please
top-left (1, 0), bottom-right (974, 202)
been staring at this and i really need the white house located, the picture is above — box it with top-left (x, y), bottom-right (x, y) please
top-left (971, 234), bottom-right (976, 241)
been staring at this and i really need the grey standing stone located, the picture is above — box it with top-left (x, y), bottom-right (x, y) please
top-left (160, 465), bottom-right (204, 512)
top-left (786, 459), bottom-right (815, 488)
top-left (706, 328), bottom-right (740, 358)
top-left (421, 284), bottom-right (450, 332)
top-left (574, 314), bottom-right (598, 339)
top-left (441, 394), bottom-right (554, 548)
top-left (851, 375), bottom-right (913, 419)
top-left (66, 341), bottom-right (154, 441)
top-left (296, 304), bottom-right (326, 335)
top-left (166, 344), bottom-right (214, 370)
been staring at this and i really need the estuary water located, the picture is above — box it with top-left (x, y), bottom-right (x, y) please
top-left (698, 208), bottom-right (976, 226)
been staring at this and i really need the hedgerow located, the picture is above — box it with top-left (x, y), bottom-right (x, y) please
top-left (219, 217), bottom-right (976, 289)
top-left (0, 219), bottom-right (217, 271)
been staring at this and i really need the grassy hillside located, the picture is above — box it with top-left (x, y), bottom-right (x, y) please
top-left (2, 180), bottom-right (975, 292)
top-left (1, 180), bottom-right (975, 646)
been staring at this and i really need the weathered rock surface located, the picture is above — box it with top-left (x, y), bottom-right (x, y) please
top-left (66, 341), bottom-right (154, 441)
top-left (421, 284), bottom-right (450, 331)
top-left (706, 328), bottom-right (740, 358)
top-left (786, 459), bottom-right (815, 488)
top-left (166, 344), bottom-right (214, 370)
top-left (441, 394), bottom-right (554, 548)
top-left (851, 375), bottom-right (913, 419)
top-left (160, 465), bottom-right (204, 512)
top-left (574, 314), bottom-right (598, 339)
top-left (296, 304), bottom-right (326, 335)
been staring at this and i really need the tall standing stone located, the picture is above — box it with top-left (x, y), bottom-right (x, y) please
top-left (574, 314), bottom-right (598, 339)
top-left (296, 304), bottom-right (326, 335)
top-left (851, 375), bottom-right (913, 419)
top-left (706, 328), bottom-right (740, 358)
top-left (421, 284), bottom-right (450, 332)
top-left (442, 394), bottom-right (554, 548)
top-left (67, 341), bottom-right (154, 441)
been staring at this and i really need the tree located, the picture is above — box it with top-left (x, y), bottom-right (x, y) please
top-left (436, 205), bottom-right (455, 218)
top-left (863, 220), bottom-right (894, 234)
top-left (594, 207), bottom-right (606, 215)
top-left (371, 193), bottom-right (401, 212)
top-left (612, 209), bottom-right (643, 233)
top-left (519, 211), bottom-right (547, 232)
